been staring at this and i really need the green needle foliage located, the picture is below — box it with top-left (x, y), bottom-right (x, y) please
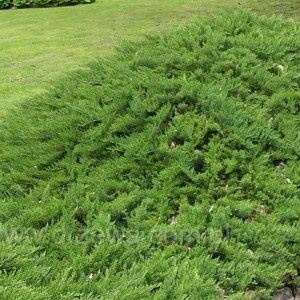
top-left (0, 12), bottom-right (300, 299)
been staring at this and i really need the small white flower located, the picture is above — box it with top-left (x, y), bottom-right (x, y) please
top-left (88, 273), bottom-right (93, 280)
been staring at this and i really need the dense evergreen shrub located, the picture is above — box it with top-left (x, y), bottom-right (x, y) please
top-left (0, 0), bottom-right (12, 9)
top-left (0, 12), bottom-right (299, 299)
top-left (0, 0), bottom-right (93, 9)
top-left (13, 0), bottom-right (32, 8)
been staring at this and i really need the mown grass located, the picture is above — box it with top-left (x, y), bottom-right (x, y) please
top-left (0, 12), bottom-right (299, 299)
top-left (0, 0), bottom-right (204, 112)
top-left (1, 0), bottom-right (300, 112)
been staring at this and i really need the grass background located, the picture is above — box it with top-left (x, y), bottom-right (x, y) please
top-left (1, 0), bottom-right (300, 113)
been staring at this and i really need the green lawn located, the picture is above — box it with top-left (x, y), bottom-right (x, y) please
top-left (0, 0), bottom-right (300, 112)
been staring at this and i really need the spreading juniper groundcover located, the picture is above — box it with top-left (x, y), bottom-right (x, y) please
top-left (0, 12), bottom-right (299, 299)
